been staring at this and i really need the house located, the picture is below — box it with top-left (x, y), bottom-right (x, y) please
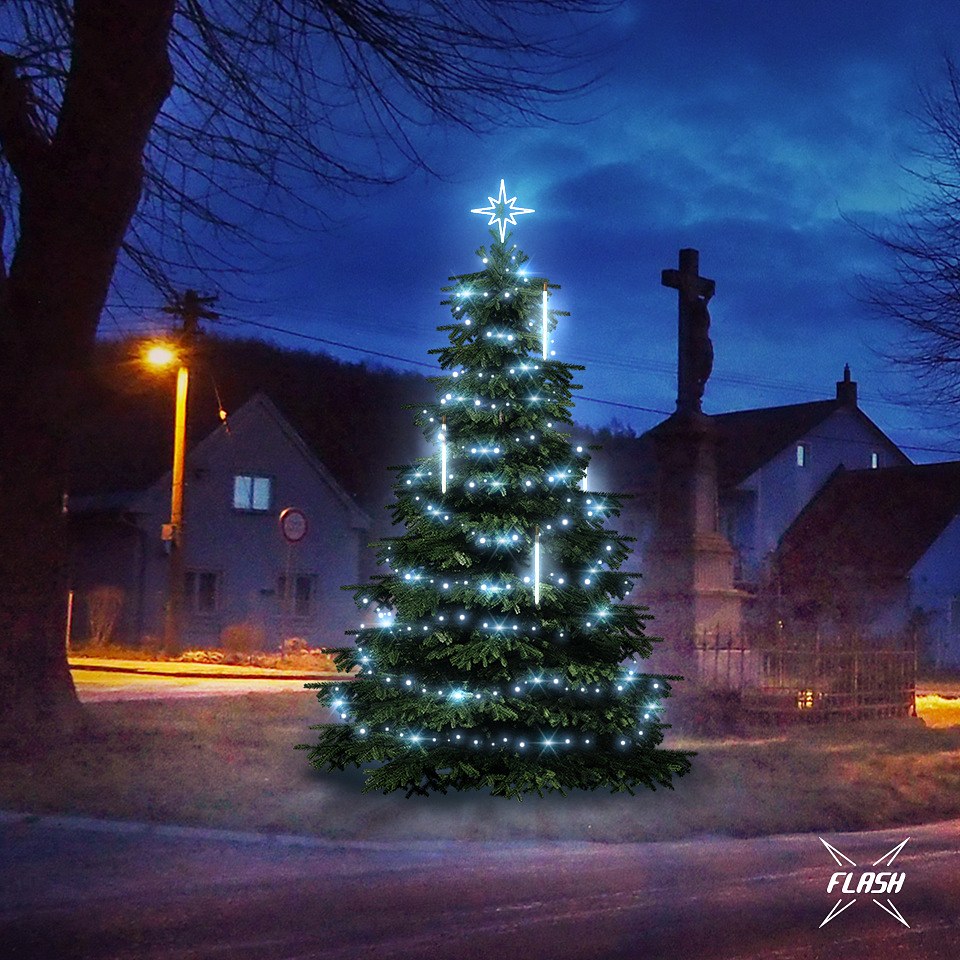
top-left (776, 460), bottom-right (960, 665)
top-left (617, 366), bottom-right (911, 589)
top-left (69, 392), bottom-right (371, 650)
top-left (604, 359), bottom-right (960, 673)
top-left (711, 365), bottom-right (911, 585)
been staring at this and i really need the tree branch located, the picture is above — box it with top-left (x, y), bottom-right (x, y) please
top-left (0, 51), bottom-right (50, 186)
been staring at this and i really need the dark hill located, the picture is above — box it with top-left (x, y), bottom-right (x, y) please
top-left (70, 337), bottom-right (432, 519)
top-left (70, 335), bottom-right (639, 535)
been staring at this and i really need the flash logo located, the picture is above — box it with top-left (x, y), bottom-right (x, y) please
top-left (819, 837), bottom-right (910, 929)
top-left (826, 871), bottom-right (905, 895)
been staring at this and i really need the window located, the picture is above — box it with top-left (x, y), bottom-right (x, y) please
top-left (796, 443), bottom-right (808, 468)
top-left (233, 474), bottom-right (272, 511)
top-left (871, 451), bottom-right (879, 469)
top-left (277, 574), bottom-right (315, 617)
top-left (185, 571), bottom-right (219, 613)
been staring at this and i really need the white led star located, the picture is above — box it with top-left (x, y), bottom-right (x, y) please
top-left (471, 179), bottom-right (534, 242)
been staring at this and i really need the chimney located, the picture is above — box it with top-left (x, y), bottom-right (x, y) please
top-left (836, 363), bottom-right (858, 406)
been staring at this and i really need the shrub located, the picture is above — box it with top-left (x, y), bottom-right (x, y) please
top-left (282, 636), bottom-right (309, 656)
top-left (86, 586), bottom-right (124, 645)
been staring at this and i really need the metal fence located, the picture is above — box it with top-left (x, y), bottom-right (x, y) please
top-left (693, 631), bottom-right (916, 721)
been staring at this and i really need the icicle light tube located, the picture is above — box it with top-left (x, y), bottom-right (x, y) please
top-left (534, 525), bottom-right (541, 606)
top-left (542, 282), bottom-right (548, 360)
top-left (440, 417), bottom-right (447, 494)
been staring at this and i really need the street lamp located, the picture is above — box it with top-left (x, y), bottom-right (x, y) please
top-left (144, 342), bottom-right (189, 653)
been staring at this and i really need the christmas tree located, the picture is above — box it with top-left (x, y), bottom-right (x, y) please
top-left (304, 186), bottom-right (693, 798)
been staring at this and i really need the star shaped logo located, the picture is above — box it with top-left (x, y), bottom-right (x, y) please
top-left (471, 179), bottom-right (534, 242)
top-left (819, 837), bottom-right (910, 929)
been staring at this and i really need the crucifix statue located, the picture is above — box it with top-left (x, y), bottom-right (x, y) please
top-left (661, 248), bottom-right (715, 415)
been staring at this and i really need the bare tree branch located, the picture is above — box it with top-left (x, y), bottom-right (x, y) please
top-left (0, 0), bottom-right (614, 300)
top-left (856, 55), bottom-right (960, 410)
top-left (0, 52), bottom-right (50, 186)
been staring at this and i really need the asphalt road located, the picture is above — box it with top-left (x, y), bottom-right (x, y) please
top-left (1, 813), bottom-right (957, 960)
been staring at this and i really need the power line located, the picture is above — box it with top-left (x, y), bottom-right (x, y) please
top-left (230, 316), bottom-right (437, 370)
top-left (219, 313), bottom-right (960, 458)
top-left (213, 299), bottom-right (904, 410)
top-left (118, 295), bottom-right (922, 411)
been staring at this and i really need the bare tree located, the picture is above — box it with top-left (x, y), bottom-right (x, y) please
top-left (2, 1), bottom-right (611, 299)
top-left (860, 55), bottom-right (960, 410)
top-left (0, 0), bottom-right (614, 735)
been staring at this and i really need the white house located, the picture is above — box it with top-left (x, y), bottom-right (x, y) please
top-left (606, 366), bottom-right (960, 665)
top-left (617, 366), bottom-right (910, 588)
top-left (69, 392), bottom-right (371, 649)
top-left (712, 366), bottom-right (910, 584)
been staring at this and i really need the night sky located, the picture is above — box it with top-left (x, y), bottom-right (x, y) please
top-left (115, 0), bottom-right (960, 462)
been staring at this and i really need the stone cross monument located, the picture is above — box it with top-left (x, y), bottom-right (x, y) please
top-left (643, 249), bottom-right (745, 679)
top-left (661, 248), bottom-right (715, 414)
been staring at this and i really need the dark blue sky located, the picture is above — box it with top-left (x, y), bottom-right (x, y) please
top-left (118, 0), bottom-right (960, 462)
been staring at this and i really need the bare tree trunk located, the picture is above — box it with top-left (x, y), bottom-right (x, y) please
top-left (0, 0), bottom-right (175, 736)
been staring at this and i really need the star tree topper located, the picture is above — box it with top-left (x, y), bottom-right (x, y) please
top-left (471, 179), bottom-right (535, 242)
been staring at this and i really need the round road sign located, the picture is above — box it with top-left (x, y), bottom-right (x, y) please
top-left (279, 507), bottom-right (308, 543)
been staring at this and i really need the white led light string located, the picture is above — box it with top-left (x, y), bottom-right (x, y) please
top-left (329, 195), bottom-right (680, 769)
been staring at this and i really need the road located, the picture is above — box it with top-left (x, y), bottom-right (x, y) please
top-left (1, 812), bottom-right (957, 959)
top-left (68, 660), bottom-right (960, 726)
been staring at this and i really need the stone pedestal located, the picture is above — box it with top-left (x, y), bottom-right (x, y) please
top-left (642, 411), bottom-right (746, 677)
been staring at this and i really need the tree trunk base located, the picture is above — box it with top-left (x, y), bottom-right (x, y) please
top-left (0, 654), bottom-right (86, 751)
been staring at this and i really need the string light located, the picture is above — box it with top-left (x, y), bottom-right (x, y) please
top-left (306, 214), bottom-right (690, 799)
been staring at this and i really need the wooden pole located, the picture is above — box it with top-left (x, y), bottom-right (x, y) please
top-left (164, 362), bottom-right (189, 653)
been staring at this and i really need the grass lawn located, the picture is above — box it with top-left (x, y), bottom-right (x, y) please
top-left (2, 691), bottom-right (959, 842)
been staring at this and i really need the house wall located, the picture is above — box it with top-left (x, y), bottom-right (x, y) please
top-left (730, 407), bottom-right (902, 582)
top-left (69, 517), bottom-right (147, 645)
top-left (910, 514), bottom-right (960, 666)
top-left (132, 401), bottom-right (368, 650)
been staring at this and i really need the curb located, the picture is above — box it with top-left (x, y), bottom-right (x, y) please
top-left (69, 663), bottom-right (347, 682)
top-left (0, 810), bottom-right (428, 851)
top-left (0, 810), bottom-right (606, 855)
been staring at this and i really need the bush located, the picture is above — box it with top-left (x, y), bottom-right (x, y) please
top-left (220, 622), bottom-right (265, 654)
top-left (282, 636), bottom-right (309, 656)
top-left (86, 585), bottom-right (125, 645)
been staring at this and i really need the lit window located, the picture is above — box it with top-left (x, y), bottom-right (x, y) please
top-left (871, 451), bottom-right (879, 469)
top-left (185, 571), bottom-right (219, 613)
top-left (233, 474), bottom-right (272, 511)
top-left (796, 443), bottom-right (808, 468)
top-left (277, 574), bottom-right (315, 617)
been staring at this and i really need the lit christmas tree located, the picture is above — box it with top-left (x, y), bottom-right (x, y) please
top-left (304, 183), bottom-right (692, 798)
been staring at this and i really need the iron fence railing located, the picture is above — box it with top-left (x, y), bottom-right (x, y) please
top-left (693, 631), bottom-right (916, 721)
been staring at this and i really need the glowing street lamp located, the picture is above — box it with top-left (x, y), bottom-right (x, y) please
top-left (145, 344), bottom-right (176, 368)
top-left (144, 341), bottom-right (190, 652)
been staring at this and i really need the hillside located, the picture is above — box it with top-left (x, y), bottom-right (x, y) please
top-left (70, 335), bottom-right (638, 537)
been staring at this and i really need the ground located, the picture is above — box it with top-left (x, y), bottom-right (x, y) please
top-left (1, 661), bottom-right (958, 842)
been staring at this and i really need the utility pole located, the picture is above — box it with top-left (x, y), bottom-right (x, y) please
top-left (161, 290), bottom-right (219, 654)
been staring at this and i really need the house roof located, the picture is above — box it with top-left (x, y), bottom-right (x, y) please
top-left (621, 396), bottom-right (910, 495)
top-left (711, 400), bottom-right (840, 488)
top-left (777, 460), bottom-right (960, 583)
top-left (180, 392), bottom-right (372, 530)
top-left (70, 392), bottom-right (371, 530)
